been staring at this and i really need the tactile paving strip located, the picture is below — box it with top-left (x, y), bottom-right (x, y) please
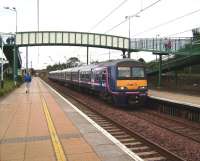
top-left (0, 133), bottom-right (81, 144)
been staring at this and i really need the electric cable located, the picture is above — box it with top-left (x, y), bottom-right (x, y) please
top-left (75, 1), bottom-right (128, 58)
top-left (104, 0), bottom-right (162, 34)
top-left (89, 0), bottom-right (128, 32)
top-left (133, 8), bottom-right (200, 36)
top-left (166, 25), bottom-right (200, 37)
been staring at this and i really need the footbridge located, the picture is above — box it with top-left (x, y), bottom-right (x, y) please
top-left (16, 31), bottom-right (129, 52)
top-left (15, 31), bottom-right (193, 55)
top-left (3, 30), bottom-right (199, 83)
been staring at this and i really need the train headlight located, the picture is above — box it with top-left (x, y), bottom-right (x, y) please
top-left (120, 86), bottom-right (125, 90)
top-left (138, 86), bottom-right (147, 90)
top-left (118, 86), bottom-right (127, 90)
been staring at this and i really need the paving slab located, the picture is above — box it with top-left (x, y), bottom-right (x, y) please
top-left (0, 77), bottom-right (139, 161)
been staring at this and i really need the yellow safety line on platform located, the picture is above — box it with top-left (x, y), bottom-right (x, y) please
top-left (38, 82), bottom-right (67, 161)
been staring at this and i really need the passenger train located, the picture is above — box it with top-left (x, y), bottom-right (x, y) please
top-left (48, 59), bottom-right (148, 106)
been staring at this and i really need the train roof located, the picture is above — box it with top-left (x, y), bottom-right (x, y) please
top-left (49, 59), bottom-right (144, 73)
top-left (93, 58), bottom-right (143, 67)
top-left (49, 70), bottom-right (62, 73)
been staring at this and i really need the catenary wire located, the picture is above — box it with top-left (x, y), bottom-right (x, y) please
top-left (133, 8), bottom-right (200, 37)
top-left (74, 0), bottom-right (128, 58)
top-left (104, 0), bottom-right (162, 34)
top-left (166, 25), bottom-right (200, 37)
top-left (89, 0), bottom-right (128, 32)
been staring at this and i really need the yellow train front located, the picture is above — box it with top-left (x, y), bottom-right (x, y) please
top-left (107, 59), bottom-right (148, 106)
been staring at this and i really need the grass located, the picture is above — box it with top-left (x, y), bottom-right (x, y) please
top-left (0, 79), bottom-right (22, 96)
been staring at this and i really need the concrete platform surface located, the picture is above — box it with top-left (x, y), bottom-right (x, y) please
top-left (149, 89), bottom-right (200, 108)
top-left (0, 77), bottom-right (138, 161)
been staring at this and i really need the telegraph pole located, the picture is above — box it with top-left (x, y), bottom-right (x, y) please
top-left (37, 0), bottom-right (40, 64)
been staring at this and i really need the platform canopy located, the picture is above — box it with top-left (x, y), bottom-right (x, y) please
top-left (16, 31), bottom-right (129, 51)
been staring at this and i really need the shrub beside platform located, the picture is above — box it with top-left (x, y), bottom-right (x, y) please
top-left (0, 77), bottom-right (23, 96)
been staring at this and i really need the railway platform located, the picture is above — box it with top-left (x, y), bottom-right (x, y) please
top-left (149, 89), bottom-right (200, 108)
top-left (0, 77), bottom-right (139, 161)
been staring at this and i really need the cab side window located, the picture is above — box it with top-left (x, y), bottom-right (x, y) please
top-left (101, 71), bottom-right (106, 82)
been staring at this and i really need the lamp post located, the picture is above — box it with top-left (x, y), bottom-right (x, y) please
top-left (3, 7), bottom-right (18, 84)
top-left (156, 34), bottom-right (160, 52)
top-left (125, 14), bottom-right (140, 58)
top-left (49, 56), bottom-right (54, 65)
top-left (155, 34), bottom-right (160, 61)
top-left (125, 16), bottom-right (131, 58)
top-left (37, 0), bottom-right (40, 66)
top-left (64, 56), bottom-right (67, 67)
top-left (3, 7), bottom-right (17, 33)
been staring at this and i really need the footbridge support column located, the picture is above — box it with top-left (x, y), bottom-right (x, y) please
top-left (122, 50), bottom-right (126, 59)
top-left (153, 52), bottom-right (169, 87)
top-left (87, 46), bottom-right (89, 65)
top-left (127, 51), bottom-right (131, 58)
top-left (158, 54), bottom-right (162, 87)
top-left (26, 47), bottom-right (28, 73)
top-left (13, 45), bottom-right (17, 85)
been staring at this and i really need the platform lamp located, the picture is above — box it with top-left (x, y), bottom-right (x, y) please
top-left (125, 14), bottom-right (140, 58)
top-left (4, 7), bottom-right (17, 32)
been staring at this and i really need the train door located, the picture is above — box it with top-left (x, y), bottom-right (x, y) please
top-left (101, 70), bottom-right (106, 87)
top-left (91, 69), bottom-right (95, 89)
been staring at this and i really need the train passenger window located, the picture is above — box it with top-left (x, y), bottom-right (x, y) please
top-left (102, 75), bottom-right (106, 81)
top-left (101, 71), bottom-right (106, 81)
top-left (132, 67), bottom-right (144, 77)
top-left (118, 67), bottom-right (131, 78)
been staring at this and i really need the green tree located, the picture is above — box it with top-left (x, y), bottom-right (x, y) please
top-left (138, 58), bottom-right (145, 63)
top-left (192, 28), bottom-right (200, 40)
top-left (66, 57), bottom-right (80, 67)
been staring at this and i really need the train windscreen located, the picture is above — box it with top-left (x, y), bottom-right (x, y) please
top-left (132, 67), bottom-right (144, 78)
top-left (118, 67), bottom-right (131, 78)
top-left (117, 66), bottom-right (144, 79)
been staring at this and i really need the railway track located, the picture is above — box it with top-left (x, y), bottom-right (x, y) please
top-left (132, 110), bottom-right (200, 144)
top-left (45, 79), bottom-right (185, 161)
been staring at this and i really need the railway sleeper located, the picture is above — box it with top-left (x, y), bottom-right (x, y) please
top-left (93, 118), bottom-right (107, 121)
top-left (119, 138), bottom-right (136, 143)
top-left (96, 121), bottom-right (111, 124)
top-left (106, 129), bottom-right (122, 132)
top-left (171, 126), bottom-right (185, 130)
top-left (136, 151), bottom-right (158, 156)
top-left (125, 141), bottom-right (142, 147)
top-left (143, 156), bottom-right (166, 161)
top-left (129, 146), bottom-right (149, 151)
top-left (99, 123), bottom-right (113, 127)
top-left (115, 135), bottom-right (132, 139)
top-left (110, 131), bottom-right (127, 135)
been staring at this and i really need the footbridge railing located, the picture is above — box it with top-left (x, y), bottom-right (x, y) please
top-left (16, 31), bottom-right (129, 51)
top-left (15, 31), bottom-right (198, 55)
top-left (130, 37), bottom-right (193, 54)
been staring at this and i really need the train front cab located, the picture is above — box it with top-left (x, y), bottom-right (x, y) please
top-left (110, 61), bottom-right (148, 106)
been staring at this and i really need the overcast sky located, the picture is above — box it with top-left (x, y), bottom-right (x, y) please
top-left (1, 0), bottom-right (200, 69)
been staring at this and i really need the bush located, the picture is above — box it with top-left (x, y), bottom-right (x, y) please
top-left (0, 78), bottom-right (23, 96)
